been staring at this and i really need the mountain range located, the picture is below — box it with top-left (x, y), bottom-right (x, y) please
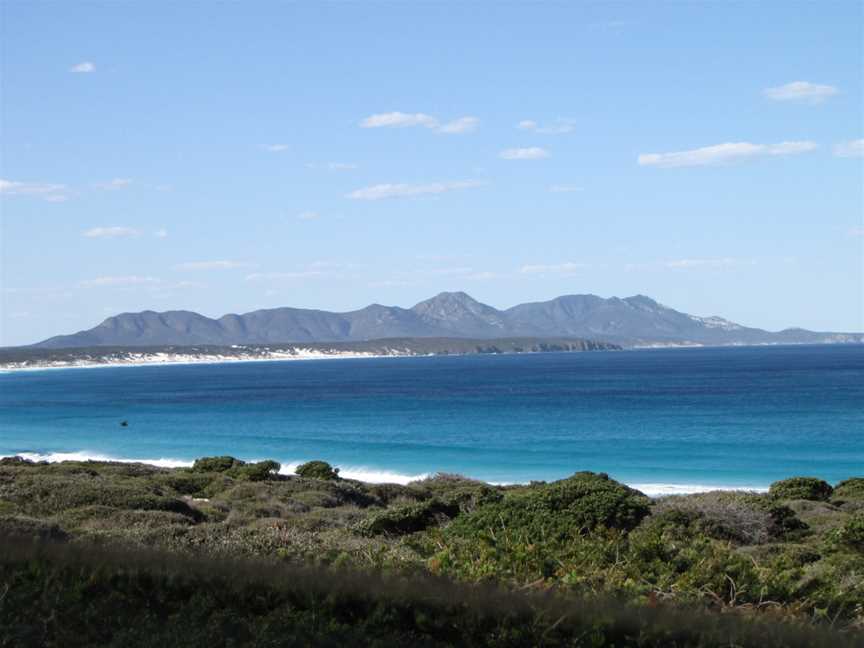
top-left (32, 292), bottom-right (863, 349)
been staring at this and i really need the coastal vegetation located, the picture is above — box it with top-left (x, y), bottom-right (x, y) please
top-left (1, 456), bottom-right (862, 646)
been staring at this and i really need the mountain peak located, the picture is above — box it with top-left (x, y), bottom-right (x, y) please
top-left (30, 291), bottom-right (861, 349)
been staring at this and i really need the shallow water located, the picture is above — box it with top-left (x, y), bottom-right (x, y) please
top-left (1, 345), bottom-right (861, 493)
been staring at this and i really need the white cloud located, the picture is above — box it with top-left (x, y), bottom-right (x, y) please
top-left (175, 260), bottom-right (255, 270)
top-left (849, 227), bottom-right (864, 237)
top-left (93, 178), bottom-right (132, 190)
top-left (347, 180), bottom-right (483, 200)
top-left (834, 139), bottom-right (864, 158)
top-left (70, 61), bottom-right (95, 73)
top-left (297, 211), bottom-right (320, 220)
top-left (438, 116), bottom-right (480, 134)
top-left (44, 195), bottom-right (70, 203)
top-left (79, 276), bottom-right (160, 288)
top-left (83, 226), bottom-right (140, 238)
top-left (154, 228), bottom-right (168, 238)
top-left (0, 178), bottom-right (67, 197)
top-left (764, 81), bottom-right (838, 103)
top-left (360, 112), bottom-right (478, 134)
top-left (637, 141), bottom-right (817, 168)
top-left (549, 184), bottom-right (584, 193)
top-left (517, 118), bottom-right (575, 134)
top-left (262, 144), bottom-right (290, 152)
top-left (665, 258), bottom-right (753, 269)
top-left (520, 262), bottom-right (588, 275)
top-left (361, 112), bottom-right (439, 129)
top-left (499, 147), bottom-right (549, 160)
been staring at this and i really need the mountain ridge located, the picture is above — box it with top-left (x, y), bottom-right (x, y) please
top-left (31, 292), bottom-right (864, 349)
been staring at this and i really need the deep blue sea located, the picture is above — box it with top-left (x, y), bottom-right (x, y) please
top-left (1, 345), bottom-right (861, 494)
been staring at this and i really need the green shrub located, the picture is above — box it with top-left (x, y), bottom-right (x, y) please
top-left (770, 477), bottom-right (833, 502)
top-left (833, 478), bottom-right (864, 502)
top-left (832, 513), bottom-right (864, 552)
top-left (448, 472), bottom-right (650, 542)
top-left (295, 460), bottom-right (340, 481)
top-left (356, 499), bottom-right (460, 537)
top-left (228, 460), bottom-right (281, 482)
top-left (192, 456), bottom-right (243, 473)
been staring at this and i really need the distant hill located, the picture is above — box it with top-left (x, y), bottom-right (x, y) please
top-left (31, 292), bottom-right (863, 349)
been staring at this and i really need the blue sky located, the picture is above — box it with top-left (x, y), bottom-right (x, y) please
top-left (1, 1), bottom-right (862, 346)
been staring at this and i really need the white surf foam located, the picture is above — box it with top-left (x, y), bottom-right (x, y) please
top-left (629, 483), bottom-right (769, 496)
top-left (11, 451), bottom-right (194, 469)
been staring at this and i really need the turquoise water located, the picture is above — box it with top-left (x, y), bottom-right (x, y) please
top-left (1, 345), bottom-right (861, 493)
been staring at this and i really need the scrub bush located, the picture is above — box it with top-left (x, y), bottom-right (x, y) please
top-left (295, 460), bottom-right (340, 481)
top-left (770, 477), bottom-right (833, 502)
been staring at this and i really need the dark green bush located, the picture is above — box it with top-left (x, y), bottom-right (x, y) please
top-left (228, 460), bottom-right (281, 482)
top-left (191, 456), bottom-right (243, 473)
top-left (356, 499), bottom-right (460, 537)
top-left (449, 472), bottom-right (650, 542)
top-left (770, 477), bottom-right (833, 502)
top-left (295, 460), bottom-right (340, 481)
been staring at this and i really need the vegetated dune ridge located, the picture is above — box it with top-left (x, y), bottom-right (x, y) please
top-left (1, 455), bottom-right (861, 647)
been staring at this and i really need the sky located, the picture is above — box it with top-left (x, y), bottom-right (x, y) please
top-left (1, 1), bottom-right (862, 346)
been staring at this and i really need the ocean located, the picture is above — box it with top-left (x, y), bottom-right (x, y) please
top-left (1, 345), bottom-right (861, 494)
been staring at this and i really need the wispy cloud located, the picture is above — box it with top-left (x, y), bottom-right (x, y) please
top-left (549, 184), bottom-right (584, 193)
top-left (79, 275), bottom-right (160, 288)
top-left (70, 61), bottom-right (95, 73)
top-left (360, 112), bottom-right (479, 134)
top-left (297, 211), bottom-right (320, 220)
top-left (361, 112), bottom-right (438, 128)
top-left (764, 81), bottom-right (838, 103)
top-left (517, 119), bottom-right (575, 134)
top-left (83, 226), bottom-right (140, 238)
top-left (93, 178), bottom-right (132, 190)
top-left (834, 139), bottom-right (864, 158)
top-left (347, 180), bottom-right (483, 201)
top-left (154, 228), bottom-right (168, 238)
top-left (175, 260), bottom-right (255, 270)
top-left (262, 144), bottom-right (290, 152)
top-left (665, 258), bottom-right (754, 269)
top-left (638, 141), bottom-right (817, 168)
top-left (0, 178), bottom-right (67, 200)
top-left (520, 262), bottom-right (588, 275)
top-left (499, 147), bottom-right (550, 160)
top-left (438, 116), bottom-right (480, 134)
top-left (849, 227), bottom-right (864, 237)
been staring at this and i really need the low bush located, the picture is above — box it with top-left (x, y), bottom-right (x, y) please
top-left (191, 456), bottom-right (242, 473)
top-left (770, 477), bottom-right (833, 502)
top-left (356, 499), bottom-right (460, 537)
top-left (295, 460), bottom-right (340, 481)
top-left (833, 478), bottom-right (864, 502)
top-left (448, 472), bottom-right (651, 542)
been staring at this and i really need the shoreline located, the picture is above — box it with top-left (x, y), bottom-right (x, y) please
top-left (0, 349), bottom-right (414, 373)
top-left (2, 450), bottom-right (771, 496)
